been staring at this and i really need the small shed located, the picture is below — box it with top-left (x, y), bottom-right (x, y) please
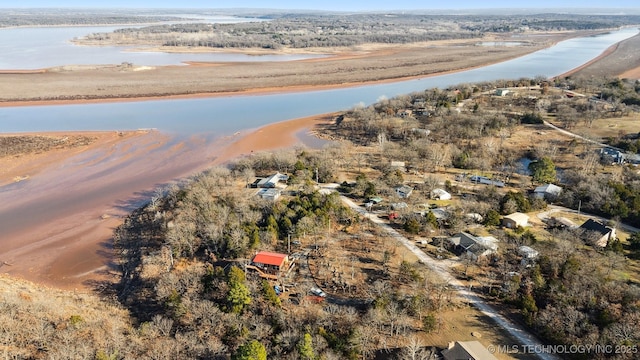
top-left (495, 88), bottom-right (510, 96)
top-left (431, 188), bottom-right (451, 200)
top-left (395, 185), bottom-right (413, 199)
top-left (502, 212), bottom-right (529, 228)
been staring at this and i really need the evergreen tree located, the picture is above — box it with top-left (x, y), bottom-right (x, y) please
top-left (232, 340), bottom-right (267, 360)
top-left (297, 333), bottom-right (315, 360)
top-left (226, 266), bottom-right (251, 313)
top-left (528, 157), bottom-right (556, 183)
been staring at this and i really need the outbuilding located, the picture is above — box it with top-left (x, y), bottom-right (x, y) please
top-left (533, 183), bottom-right (562, 200)
top-left (431, 188), bottom-right (452, 200)
top-left (502, 212), bottom-right (529, 228)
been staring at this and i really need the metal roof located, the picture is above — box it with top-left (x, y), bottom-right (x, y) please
top-left (252, 251), bottom-right (288, 267)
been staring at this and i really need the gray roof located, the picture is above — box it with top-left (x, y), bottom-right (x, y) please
top-left (442, 341), bottom-right (498, 360)
top-left (534, 183), bottom-right (562, 195)
top-left (449, 232), bottom-right (498, 254)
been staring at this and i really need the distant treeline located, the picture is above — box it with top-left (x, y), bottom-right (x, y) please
top-left (80, 13), bottom-right (640, 49)
top-left (0, 9), bottom-right (184, 28)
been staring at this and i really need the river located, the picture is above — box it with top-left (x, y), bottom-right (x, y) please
top-left (0, 27), bottom-right (638, 134)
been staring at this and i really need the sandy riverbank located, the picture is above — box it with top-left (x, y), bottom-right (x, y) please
top-left (0, 114), bottom-right (333, 290)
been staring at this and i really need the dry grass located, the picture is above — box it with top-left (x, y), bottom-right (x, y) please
top-left (0, 134), bottom-right (96, 157)
top-left (0, 34), bottom-right (563, 104)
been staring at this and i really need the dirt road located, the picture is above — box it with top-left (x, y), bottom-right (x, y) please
top-left (340, 195), bottom-right (559, 360)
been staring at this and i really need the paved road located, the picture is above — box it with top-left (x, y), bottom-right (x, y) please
top-left (340, 196), bottom-right (559, 360)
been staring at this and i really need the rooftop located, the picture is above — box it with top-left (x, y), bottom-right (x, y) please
top-left (252, 251), bottom-right (288, 267)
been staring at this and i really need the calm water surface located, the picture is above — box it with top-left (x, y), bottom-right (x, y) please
top-left (0, 27), bottom-right (638, 135)
top-left (0, 18), bottom-right (322, 69)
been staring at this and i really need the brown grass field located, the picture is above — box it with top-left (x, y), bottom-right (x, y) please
top-left (0, 32), bottom-right (587, 105)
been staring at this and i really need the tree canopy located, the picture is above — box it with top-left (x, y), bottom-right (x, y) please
top-left (528, 157), bottom-right (556, 183)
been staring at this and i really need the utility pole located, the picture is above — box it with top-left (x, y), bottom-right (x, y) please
top-left (288, 232), bottom-right (291, 253)
top-left (578, 200), bottom-right (581, 215)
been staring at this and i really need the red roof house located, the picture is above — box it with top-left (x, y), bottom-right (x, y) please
top-left (250, 251), bottom-right (290, 278)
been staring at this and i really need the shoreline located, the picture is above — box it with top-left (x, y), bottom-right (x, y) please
top-left (0, 31), bottom-right (598, 108)
top-left (0, 114), bottom-right (334, 290)
top-left (0, 57), bottom-right (551, 109)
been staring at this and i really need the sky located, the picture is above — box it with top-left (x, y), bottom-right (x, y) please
top-left (3, 0), bottom-right (639, 11)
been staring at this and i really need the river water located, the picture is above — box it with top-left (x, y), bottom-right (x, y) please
top-left (0, 27), bottom-right (638, 135)
top-left (0, 18), bottom-right (321, 70)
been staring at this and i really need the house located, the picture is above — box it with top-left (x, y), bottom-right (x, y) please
top-left (579, 219), bottom-right (616, 247)
top-left (390, 161), bottom-right (406, 169)
top-left (430, 188), bottom-right (451, 200)
top-left (502, 212), bottom-right (529, 229)
top-left (248, 251), bottom-right (291, 279)
top-left (600, 148), bottom-right (624, 164)
top-left (256, 172), bottom-right (288, 188)
top-left (442, 341), bottom-right (498, 360)
top-left (395, 185), bottom-right (413, 199)
top-left (448, 232), bottom-right (499, 259)
top-left (257, 188), bottom-right (281, 201)
top-left (533, 183), bottom-right (562, 200)
top-left (470, 175), bottom-right (505, 187)
top-left (495, 88), bottom-right (510, 96)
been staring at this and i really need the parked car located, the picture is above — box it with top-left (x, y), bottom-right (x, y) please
top-left (310, 287), bottom-right (327, 298)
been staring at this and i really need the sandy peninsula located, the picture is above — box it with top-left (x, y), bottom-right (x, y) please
top-left (0, 32), bottom-right (585, 106)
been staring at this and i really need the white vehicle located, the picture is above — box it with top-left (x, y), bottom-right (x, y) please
top-left (310, 287), bottom-right (327, 298)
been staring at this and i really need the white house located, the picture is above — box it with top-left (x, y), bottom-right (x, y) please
top-left (534, 183), bottom-right (562, 200)
top-left (256, 172), bottom-right (288, 188)
top-left (502, 212), bottom-right (529, 228)
top-left (430, 188), bottom-right (452, 200)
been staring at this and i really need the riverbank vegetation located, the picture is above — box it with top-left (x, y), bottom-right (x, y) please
top-left (76, 13), bottom-right (640, 49)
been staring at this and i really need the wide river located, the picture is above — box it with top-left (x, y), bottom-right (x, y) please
top-left (0, 27), bottom-right (638, 134)
top-left (0, 26), bottom-right (638, 287)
